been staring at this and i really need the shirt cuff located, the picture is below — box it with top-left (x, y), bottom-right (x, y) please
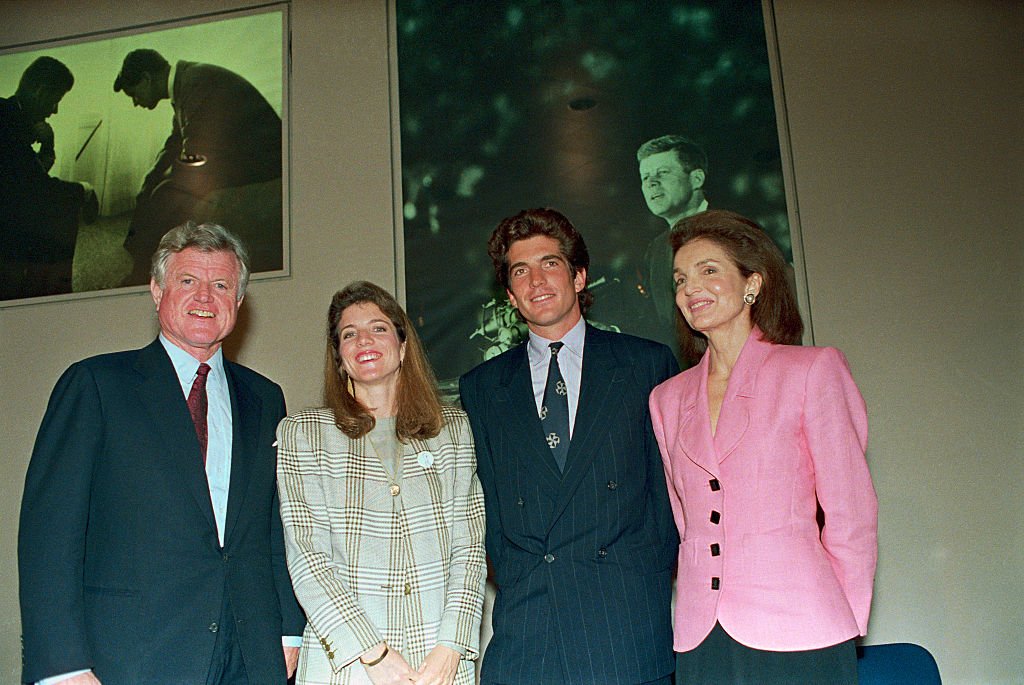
top-left (282, 635), bottom-right (303, 648)
top-left (38, 670), bottom-right (91, 685)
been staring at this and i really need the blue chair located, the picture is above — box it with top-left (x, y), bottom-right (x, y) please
top-left (857, 642), bottom-right (941, 684)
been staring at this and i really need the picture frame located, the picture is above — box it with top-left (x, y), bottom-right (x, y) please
top-left (0, 3), bottom-right (289, 307)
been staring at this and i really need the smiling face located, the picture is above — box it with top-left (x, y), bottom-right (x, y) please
top-left (639, 150), bottom-right (705, 225)
top-left (505, 234), bottom-right (586, 340)
top-left (151, 247), bottom-right (242, 362)
top-left (337, 302), bottom-right (406, 392)
top-left (673, 237), bottom-right (761, 342)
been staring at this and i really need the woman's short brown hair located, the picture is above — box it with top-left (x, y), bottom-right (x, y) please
top-left (324, 281), bottom-right (443, 440)
top-left (670, 210), bottom-right (803, 363)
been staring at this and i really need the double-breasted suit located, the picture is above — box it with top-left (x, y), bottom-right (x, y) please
top-left (649, 329), bottom-right (878, 653)
top-left (459, 325), bottom-right (679, 685)
top-left (18, 339), bottom-right (305, 683)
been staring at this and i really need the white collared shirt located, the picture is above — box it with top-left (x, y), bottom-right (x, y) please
top-left (527, 316), bottom-right (586, 437)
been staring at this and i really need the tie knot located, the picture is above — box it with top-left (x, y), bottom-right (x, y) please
top-left (549, 342), bottom-right (564, 357)
top-left (196, 363), bottom-right (211, 379)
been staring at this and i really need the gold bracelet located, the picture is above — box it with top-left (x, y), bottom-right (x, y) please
top-left (360, 644), bottom-right (389, 667)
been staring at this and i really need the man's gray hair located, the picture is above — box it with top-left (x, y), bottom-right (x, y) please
top-left (150, 222), bottom-right (251, 298)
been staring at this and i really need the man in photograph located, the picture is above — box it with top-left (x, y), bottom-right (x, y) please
top-left (0, 56), bottom-right (98, 299)
top-left (636, 134), bottom-right (710, 331)
top-left (459, 208), bottom-right (678, 685)
top-left (19, 222), bottom-right (304, 684)
top-left (113, 49), bottom-right (282, 284)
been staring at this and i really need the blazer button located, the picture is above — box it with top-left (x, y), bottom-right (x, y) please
top-left (709, 478), bottom-right (721, 491)
top-left (710, 510), bottom-right (721, 525)
top-left (597, 546), bottom-right (608, 558)
top-left (607, 480), bottom-right (618, 490)
top-left (404, 582), bottom-right (412, 595)
top-left (390, 484), bottom-right (401, 496)
top-left (208, 622), bottom-right (219, 633)
top-left (516, 497), bottom-right (525, 506)
top-left (544, 553), bottom-right (555, 563)
top-left (327, 650), bottom-right (335, 660)
top-left (710, 543), bottom-right (721, 556)
top-left (711, 577), bottom-right (720, 590)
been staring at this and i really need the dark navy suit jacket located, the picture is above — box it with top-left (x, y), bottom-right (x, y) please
top-left (18, 339), bottom-right (305, 684)
top-left (460, 325), bottom-right (678, 685)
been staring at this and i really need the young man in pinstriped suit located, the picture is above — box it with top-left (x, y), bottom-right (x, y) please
top-left (460, 208), bottom-right (679, 685)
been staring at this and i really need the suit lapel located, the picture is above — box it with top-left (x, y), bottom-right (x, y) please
top-left (134, 340), bottom-right (218, 534)
top-left (673, 353), bottom-right (720, 475)
top-left (223, 363), bottom-right (259, 545)
top-left (495, 345), bottom-right (564, 490)
top-left (713, 329), bottom-right (770, 462)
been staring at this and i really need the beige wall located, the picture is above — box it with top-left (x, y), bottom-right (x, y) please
top-left (1, 1), bottom-right (1020, 683)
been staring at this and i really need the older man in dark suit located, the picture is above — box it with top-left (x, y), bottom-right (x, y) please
top-left (18, 222), bottom-right (304, 684)
top-left (459, 208), bottom-right (679, 685)
top-left (113, 50), bottom-right (283, 284)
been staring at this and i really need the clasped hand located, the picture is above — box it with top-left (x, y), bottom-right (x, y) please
top-left (363, 643), bottom-right (460, 685)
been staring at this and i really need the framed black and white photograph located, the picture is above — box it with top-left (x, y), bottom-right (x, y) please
top-left (0, 4), bottom-right (288, 306)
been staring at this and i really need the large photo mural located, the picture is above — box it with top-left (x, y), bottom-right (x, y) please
top-left (397, 0), bottom-right (796, 395)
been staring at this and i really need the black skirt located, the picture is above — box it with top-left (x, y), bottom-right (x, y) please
top-left (675, 622), bottom-right (857, 685)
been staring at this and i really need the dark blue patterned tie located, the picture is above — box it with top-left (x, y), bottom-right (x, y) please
top-left (541, 342), bottom-right (570, 471)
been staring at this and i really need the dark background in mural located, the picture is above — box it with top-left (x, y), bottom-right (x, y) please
top-left (398, 0), bottom-right (790, 389)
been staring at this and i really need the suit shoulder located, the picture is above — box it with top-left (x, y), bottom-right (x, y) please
top-left (226, 360), bottom-right (283, 396)
top-left (650, 363), bottom-right (697, 402)
top-left (68, 347), bottom-right (145, 377)
top-left (765, 342), bottom-right (843, 368)
top-left (281, 406), bottom-right (335, 427)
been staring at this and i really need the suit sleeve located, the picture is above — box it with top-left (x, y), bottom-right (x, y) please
top-left (18, 363), bottom-right (102, 681)
top-left (645, 347), bottom-right (681, 563)
top-left (268, 392), bottom-right (307, 638)
top-left (458, 373), bottom-right (504, 572)
top-left (803, 347), bottom-right (878, 635)
top-left (435, 412), bottom-right (487, 658)
top-left (276, 416), bottom-right (381, 670)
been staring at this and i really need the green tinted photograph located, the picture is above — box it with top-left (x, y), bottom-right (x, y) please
top-left (1, 6), bottom-right (286, 304)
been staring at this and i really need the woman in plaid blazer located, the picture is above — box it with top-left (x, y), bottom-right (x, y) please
top-left (278, 281), bottom-right (486, 685)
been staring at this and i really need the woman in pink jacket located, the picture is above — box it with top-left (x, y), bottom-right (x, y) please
top-left (649, 210), bottom-right (877, 684)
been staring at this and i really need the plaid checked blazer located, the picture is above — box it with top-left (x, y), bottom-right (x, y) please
top-left (277, 405), bottom-right (486, 685)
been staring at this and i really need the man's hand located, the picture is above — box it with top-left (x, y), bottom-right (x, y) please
top-left (79, 181), bottom-right (99, 224)
top-left (32, 121), bottom-right (56, 171)
top-left (362, 642), bottom-right (416, 685)
top-left (283, 645), bottom-right (299, 678)
top-left (413, 645), bottom-right (460, 685)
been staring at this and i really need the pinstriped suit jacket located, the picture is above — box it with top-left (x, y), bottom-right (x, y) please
top-left (276, 406), bottom-right (486, 685)
top-left (460, 325), bottom-right (679, 685)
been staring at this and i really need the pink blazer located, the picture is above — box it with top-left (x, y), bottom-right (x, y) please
top-left (649, 329), bottom-right (877, 653)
